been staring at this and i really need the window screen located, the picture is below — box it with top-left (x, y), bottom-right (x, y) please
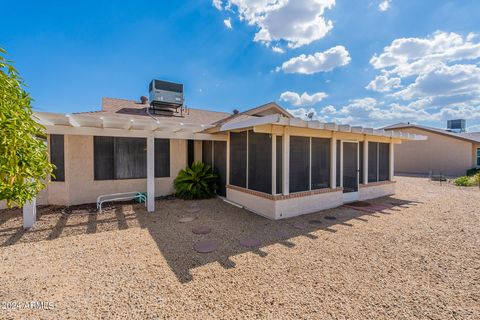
top-left (368, 142), bottom-right (378, 183)
top-left (359, 142), bottom-right (364, 184)
top-left (378, 143), bottom-right (390, 181)
top-left (248, 132), bottom-right (272, 193)
top-left (289, 136), bottom-right (310, 193)
top-left (276, 136), bottom-right (282, 194)
top-left (94, 136), bottom-right (114, 180)
top-left (114, 137), bottom-right (147, 179)
top-left (336, 140), bottom-right (341, 187)
top-left (155, 138), bottom-right (170, 178)
top-left (214, 141), bottom-right (227, 196)
top-left (187, 140), bottom-right (194, 167)
top-left (50, 134), bottom-right (65, 181)
top-left (94, 136), bottom-right (160, 180)
top-left (311, 138), bottom-right (330, 189)
top-left (202, 140), bottom-right (213, 167)
top-left (477, 148), bottom-right (480, 166)
top-left (229, 131), bottom-right (247, 188)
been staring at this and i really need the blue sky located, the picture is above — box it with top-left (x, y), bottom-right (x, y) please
top-left (1, 0), bottom-right (479, 130)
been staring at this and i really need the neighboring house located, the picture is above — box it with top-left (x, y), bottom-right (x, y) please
top-left (384, 123), bottom-right (480, 177)
top-left (1, 96), bottom-right (424, 219)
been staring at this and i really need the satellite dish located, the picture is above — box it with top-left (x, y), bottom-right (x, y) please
top-left (306, 111), bottom-right (315, 120)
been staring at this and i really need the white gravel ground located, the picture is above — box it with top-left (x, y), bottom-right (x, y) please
top-left (0, 176), bottom-right (479, 319)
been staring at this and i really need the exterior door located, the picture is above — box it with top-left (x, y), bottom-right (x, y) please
top-left (342, 141), bottom-right (359, 203)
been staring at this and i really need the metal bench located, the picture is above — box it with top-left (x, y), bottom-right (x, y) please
top-left (96, 192), bottom-right (147, 213)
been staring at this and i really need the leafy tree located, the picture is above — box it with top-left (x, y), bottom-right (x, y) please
top-left (174, 162), bottom-right (218, 200)
top-left (0, 48), bottom-right (54, 208)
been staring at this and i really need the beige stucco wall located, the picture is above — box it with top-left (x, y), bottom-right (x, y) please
top-left (275, 191), bottom-right (343, 219)
top-left (226, 188), bottom-right (344, 220)
top-left (392, 128), bottom-right (474, 177)
top-left (358, 183), bottom-right (395, 201)
top-left (46, 134), bottom-right (187, 206)
top-left (194, 140), bottom-right (203, 162)
top-left (226, 189), bottom-right (276, 219)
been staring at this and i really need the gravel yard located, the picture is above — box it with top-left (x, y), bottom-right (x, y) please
top-left (0, 176), bottom-right (479, 319)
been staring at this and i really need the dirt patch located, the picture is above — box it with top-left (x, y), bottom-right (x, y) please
top-left (0, 177), bottom-right (479, 319)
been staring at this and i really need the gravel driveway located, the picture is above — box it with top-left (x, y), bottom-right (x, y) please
top-left (0, 176), bottom-right (479, 319)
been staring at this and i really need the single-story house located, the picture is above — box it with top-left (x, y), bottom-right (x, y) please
top-left (384, 123), bottom-right (480, 177)
top-left (3, 97), bottom-right (425, 220)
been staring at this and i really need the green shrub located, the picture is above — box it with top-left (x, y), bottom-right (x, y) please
top-left (466, 168), bottom-right (480, 176)
top-left (475, 172), bottom-right (480, 187)
top-left (454, 176), bottom-right (475, 187)
top-left (174, 162), bottom-right (218, 200)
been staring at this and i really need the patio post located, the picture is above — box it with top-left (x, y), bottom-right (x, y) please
top-left (282, 127), bottom-right (290, 196)
top-left (330, 135), bottom-right (336, 188)
top-left (147, 133), bottom-right (155, 212)
top-left (23, 198), bottom-right (37, 229)
top-left (389, 141), bottom-right (394, 181)
top-left (271, 134), bottom-right (276, 195)
top-left (363, 138), bottom-right (369, 185)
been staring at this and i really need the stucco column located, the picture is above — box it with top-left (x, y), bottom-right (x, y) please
top-left (389, 141), bottom-right (395, 181)
top-left (147, 133), bottom-right (155, 212)
top-left (363, 138), bottom-right (369, 185)
top-left (282, 127), bottom-right (290, 196)
top-left (330, 135), bottom-right (337, 189)
top-left (272, 134), bottom-right (276, 195)
top-left (23, 198), bottom-right (37, 229)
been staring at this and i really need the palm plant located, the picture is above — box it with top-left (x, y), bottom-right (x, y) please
top-left (174, 162), bottom-right (218, 199)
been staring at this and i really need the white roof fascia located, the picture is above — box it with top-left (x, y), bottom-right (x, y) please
top-left (219, 114), bottom-right (281, 131)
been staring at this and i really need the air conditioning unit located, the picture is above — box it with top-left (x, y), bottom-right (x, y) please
top-left (149, 80), bottom-right (184, 111)
top-left (447, 119), bottom-right (466, 133)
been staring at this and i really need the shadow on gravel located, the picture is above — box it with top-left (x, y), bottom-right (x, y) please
top-left (0, 197), bottom-right (420, 283)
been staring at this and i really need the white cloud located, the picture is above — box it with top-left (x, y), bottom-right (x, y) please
top-left (272, 46), bottom-right (285, 54)
top-left (378, 0), bottom-right (391, 12)
top-left (364, 31), bottom-right (480, 125)
top-left (286, 107), bottom-right (326, 121)
top-left (280, 91), bottom-right (328, 106)
top-left (212, 0), bottom-right (336, 49)
top-left (285, 97), bottom-right (480, 128)
top-left (366, 74), bottom-right (401, 92)
top-left (278, 45), bottom-right (351, 74)
top-left (370, 31), bottom-right (480, 77)
top-left (213, 0), bottom-right (223, 10)
top-left (224, 17), bottom-right (232, 29)
top-left (394, 64), bottom-right (480, 101)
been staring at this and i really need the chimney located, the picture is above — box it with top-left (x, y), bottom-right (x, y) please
top-left (140, 96), bottom-right (148, 104)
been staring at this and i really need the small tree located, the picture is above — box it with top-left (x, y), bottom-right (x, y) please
top-left (0, 48), bottom-right (54, 208)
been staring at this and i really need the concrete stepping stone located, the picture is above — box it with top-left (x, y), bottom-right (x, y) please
top-left (194, 240), bottom-right (217, 253)
top-left (324, 216), bottom-right (337, 220)
top-left (178, 216), bottom-right (196, 223)
top-left (192, 226), bottom-right (211, 235)
top-left (239, 237), bottom-right (261, 248)
top-left (186, 207), bottom-right (200, 214)
top-left (309, 219), bottom-right (323, 225)
top-left (292, 222), bottom-right (307, 229)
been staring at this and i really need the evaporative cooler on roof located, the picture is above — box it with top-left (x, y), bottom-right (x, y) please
top-left (148, 79), bottom-right (184, 114)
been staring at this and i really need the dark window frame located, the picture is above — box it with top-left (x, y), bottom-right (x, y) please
top-left (50, 134), bottom-right (65, 182)
top-left (93, 136), bottom-right (170, 181)
top-left (368, 142), bottom-right (390, 183)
